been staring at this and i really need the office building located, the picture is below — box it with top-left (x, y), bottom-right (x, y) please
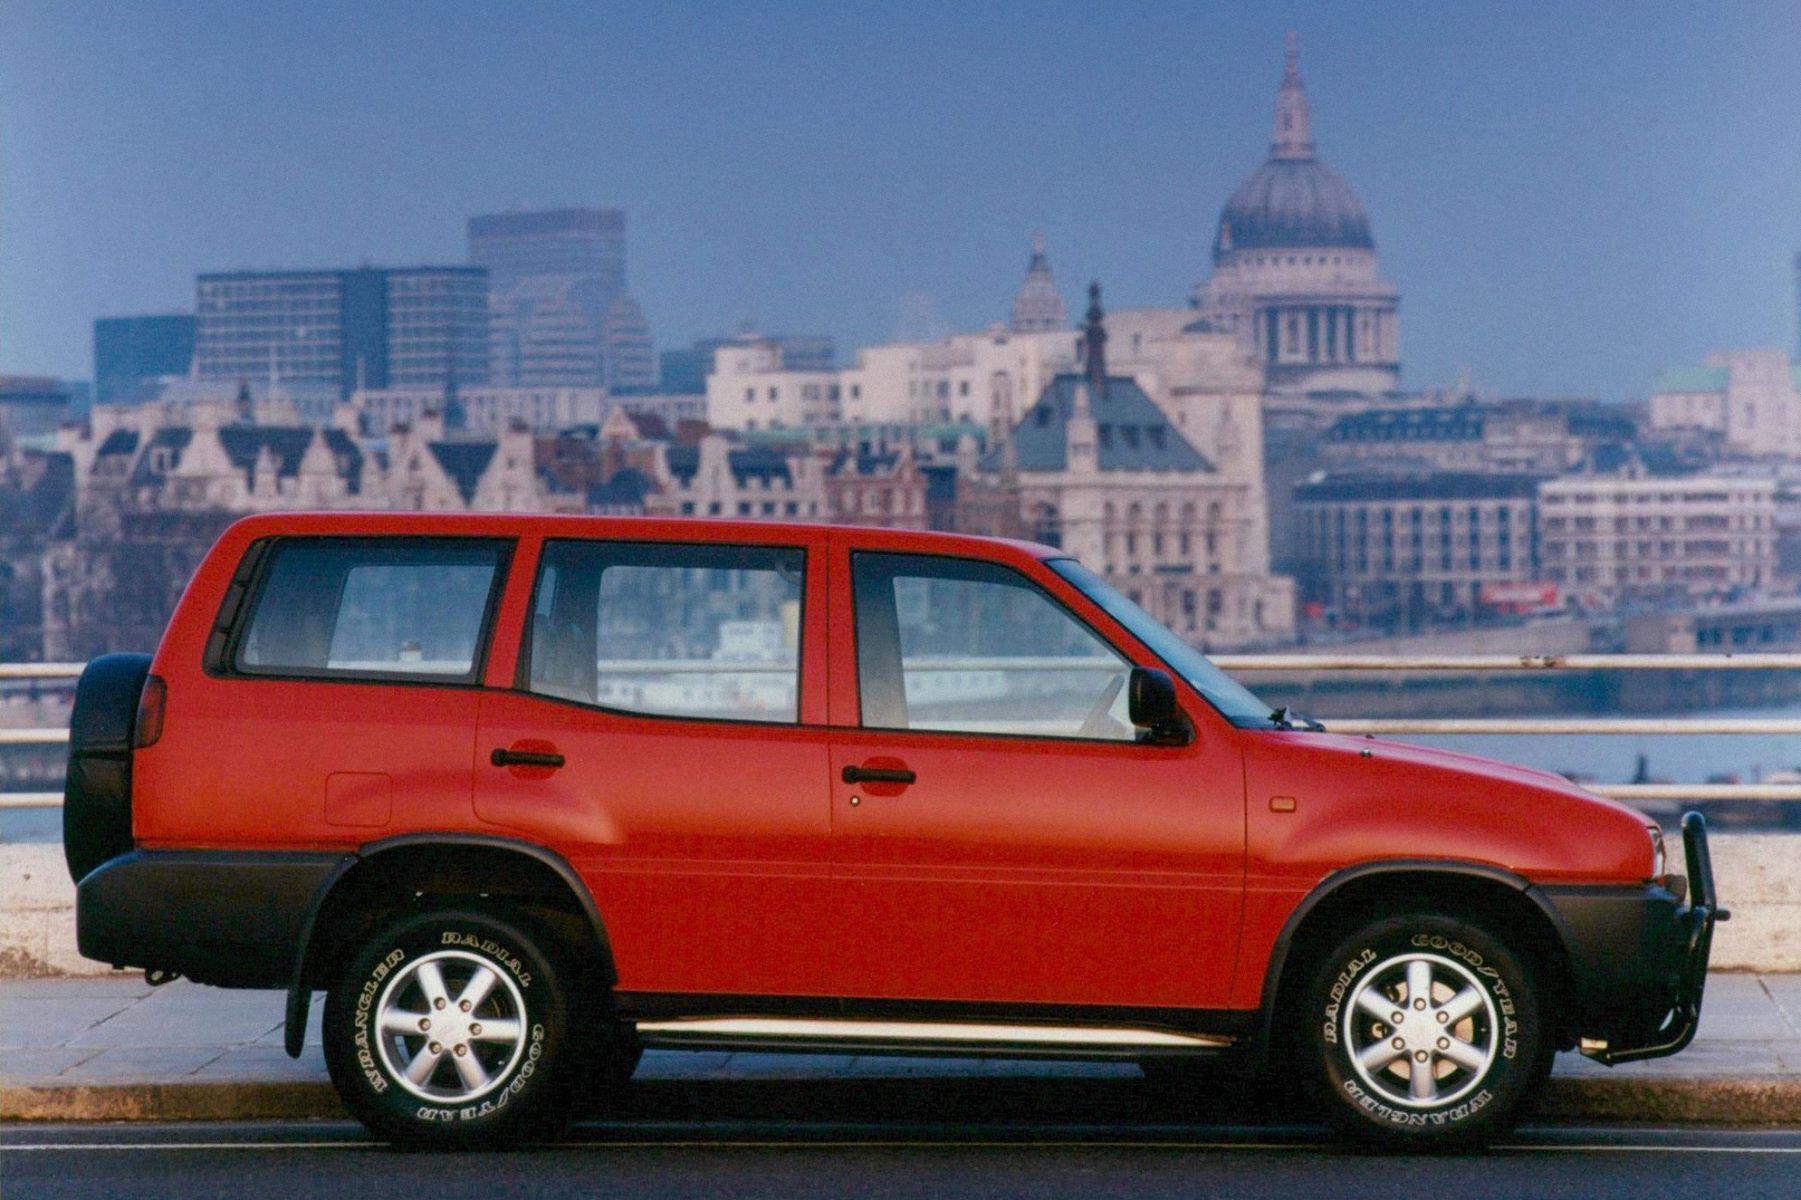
top-left (194, 267), bottom-right (489, 401)
top-left (93, 314), bottom-right (196, 407)
top-left (470, 208), bottom-right (652, 390)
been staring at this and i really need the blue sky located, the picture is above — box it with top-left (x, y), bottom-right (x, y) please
top-left (3, 0), bottom-right (1798, 399)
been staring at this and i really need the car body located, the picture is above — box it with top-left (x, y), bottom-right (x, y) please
top-left (65, 512), bottom-right (1723, 1147)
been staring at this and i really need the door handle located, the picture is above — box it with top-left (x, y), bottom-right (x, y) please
top-left (841, 764), bottom-right (916, 785)
top-left (491, 748), bottom-right (565, 769)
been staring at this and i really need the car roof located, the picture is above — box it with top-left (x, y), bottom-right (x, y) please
top-left (220, 511), bottom-right (1066, 563)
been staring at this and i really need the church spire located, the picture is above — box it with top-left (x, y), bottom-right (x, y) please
top-left (1009, 230), bottom-right (1068, 332)
top-left (1270, 31), bottom-right (1315, 161)
top-left (1081, 281), bottom-right (1107, 392)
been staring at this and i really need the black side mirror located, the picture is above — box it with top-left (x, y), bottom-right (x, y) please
top-left (1128, 667), bottom-right (1191, 746)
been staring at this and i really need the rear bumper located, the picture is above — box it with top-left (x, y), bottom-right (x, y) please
top-left (76, 849), bottom-right (346, 988)
top-left (1537, 812), bottom-right (1726, 1065)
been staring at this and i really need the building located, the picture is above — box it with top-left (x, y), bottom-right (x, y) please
top-left (468, 208), bottom-right (625, 295)
top-left (602, 295), bottom-right (656, 390)
top-left (353, 386), bottom-right (611, 435)
top-left (661, 334), bottom-right (836, 394)
top-left (0, 377), bottom-right (73, 441)
top-left (647, 437), bottom-right (830, 523)
top-left (1291, 473), bottom-right (1543, 629)
top-left (1318, 402), bottom-right (1604, 476)
top-left (93, 314), bottom-right (196, 407)
top-left (1538, 471), bottom-right (1779, 606)
top-left (470, 208), bottom-right (653, 390)
top-left (486, 276), bottom-right (607, 388)
top-left (986, 290), bottom-right (1295, 647)
top-left (1190, 34), bottom-right (1400, 397)
top-left (194, 267), bottom-right (489, 401)
top-left (1648, 350), bottom-right (1801, 460)
top-left (708, 324), bottom-right (1079, 431)
top-left (1009, 232), bottom-right (1067, 332)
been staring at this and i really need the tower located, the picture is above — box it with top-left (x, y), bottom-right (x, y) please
top-left (1191, 33), bottom-right (1400, 397)
top-left (1009, 232), bottom-right (1069, 332)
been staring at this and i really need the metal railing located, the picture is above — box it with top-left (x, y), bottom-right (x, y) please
top-left (4, 655), bottom-right (1801, 809)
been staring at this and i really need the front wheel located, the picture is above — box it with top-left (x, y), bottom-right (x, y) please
top-left (322, 907), bottom-right (573, 1148)
top-left (1298, 913), bottom-right (1550, 1147)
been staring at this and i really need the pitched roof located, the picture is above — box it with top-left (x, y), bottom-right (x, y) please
top-left (428, 441), bottom-right (498, 504)
top-left (997, 373), bottom-right (1212, 473)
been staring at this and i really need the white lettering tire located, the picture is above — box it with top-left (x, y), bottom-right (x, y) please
top-left (1299, 913), bottom-right (1550, 1147)
top-left (322, 907), bottom-right (573, 1148)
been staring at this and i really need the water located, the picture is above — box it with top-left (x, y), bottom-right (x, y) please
top-left (1399, 703), bottom-right (1801, 787)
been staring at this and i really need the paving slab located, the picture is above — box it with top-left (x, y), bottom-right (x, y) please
top-left (0, 998), bottom-right (139, 1050)
top-left (63, 986), bottom-right (282, 1049)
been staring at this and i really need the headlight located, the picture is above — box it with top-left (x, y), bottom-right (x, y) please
top-left (1647, 825), bottom-right (1666, 879)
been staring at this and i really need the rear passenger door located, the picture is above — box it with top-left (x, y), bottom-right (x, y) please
top-left (474, 533), bottom-right (835, 999)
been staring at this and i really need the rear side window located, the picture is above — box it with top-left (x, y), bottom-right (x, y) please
top-left (234, 538), bottom-right (508, 683)
top-left (526, 539), bottom-right (804, 724)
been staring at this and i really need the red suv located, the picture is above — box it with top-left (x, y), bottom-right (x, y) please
top-left (65, 513), bottom-right (1722, 1147)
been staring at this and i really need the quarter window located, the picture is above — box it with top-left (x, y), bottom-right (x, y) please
top-left (526, 540), bottom-right (804, 723)
top-left (236, 538), bottom-right (506, 682)
top-left (851, 553), bottom-right (1132, 741)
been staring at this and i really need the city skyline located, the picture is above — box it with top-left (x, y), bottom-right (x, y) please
top-left (3, 1), bottom-right (1799, 400)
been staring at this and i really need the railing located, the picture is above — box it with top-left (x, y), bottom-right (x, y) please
top-left (4, 655), bottom-right (1801, 809)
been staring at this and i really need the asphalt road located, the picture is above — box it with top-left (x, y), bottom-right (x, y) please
top-left (6, 1117), bottom-right (1801, 1199)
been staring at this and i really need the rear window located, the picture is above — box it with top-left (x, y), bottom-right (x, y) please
top-left (234, 538), bottom-right (508, 683)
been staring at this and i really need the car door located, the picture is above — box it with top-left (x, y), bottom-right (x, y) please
top-left (825, 542), bottom-right (1246, 1011)
top-left (474, 531), bottom-right (835, 999)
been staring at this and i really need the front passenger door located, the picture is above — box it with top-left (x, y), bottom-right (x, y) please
top-left (827, 550), bottom-right (1245, 1011)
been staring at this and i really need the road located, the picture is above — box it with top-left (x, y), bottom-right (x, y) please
top-left (5, 1073), bottom-right (1800, 1200)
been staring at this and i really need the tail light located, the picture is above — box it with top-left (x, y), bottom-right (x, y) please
top-left (134, 675), bottom-right (166, 749)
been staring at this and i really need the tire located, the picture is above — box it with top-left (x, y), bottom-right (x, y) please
top-left (322, 907), bottom-right (573, 1148)
top-left (1296, 913), bottom-right (1549, 1148)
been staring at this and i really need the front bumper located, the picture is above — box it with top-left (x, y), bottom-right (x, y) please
top-left (1537, 811), bottom-right (1727, 1065)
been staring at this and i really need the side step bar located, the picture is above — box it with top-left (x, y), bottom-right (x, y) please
top-left (634, 1016), bottom-right (1234, 1059)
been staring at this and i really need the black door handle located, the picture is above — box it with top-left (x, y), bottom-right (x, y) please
top-left (841, 764), bottom-right (916, 785)
top-left (491, 748), bottom-right (565, 769)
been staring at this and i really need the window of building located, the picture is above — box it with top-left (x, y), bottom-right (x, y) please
top-left (850, 552), bottom-right (1131, 741)
top-left (236, 538), bottom-right (506, 682)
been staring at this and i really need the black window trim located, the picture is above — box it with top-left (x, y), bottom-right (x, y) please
top-left (213, 534), bottom-right (515, 689)
top-left (512, 536), bottom-right (813, 731)
top-left (846, 549), bottom-right (1169, 749)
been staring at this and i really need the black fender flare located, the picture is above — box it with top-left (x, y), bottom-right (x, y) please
top-left (284, 833), bottom-right (617, 1057)
top-left (1250, 857), bottom-right (1576, 1061)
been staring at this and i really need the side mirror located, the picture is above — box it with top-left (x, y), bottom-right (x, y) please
top-left (1128, 667), bottom-right (1191, 746)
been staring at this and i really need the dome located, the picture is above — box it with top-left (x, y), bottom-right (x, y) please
top-left (1213, 157), bottom-right (1373, 257)
top-left (1211, 32), bottom-right (1374, 260)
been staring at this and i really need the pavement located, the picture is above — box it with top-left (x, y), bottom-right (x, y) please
top-left (2, 973), bottom-right (1799, 1125)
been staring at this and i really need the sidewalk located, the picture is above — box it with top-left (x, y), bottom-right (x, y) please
top-left (3, 973), bottom-right (1799, 1124)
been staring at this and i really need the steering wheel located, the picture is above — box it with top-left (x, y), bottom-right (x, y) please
top-left (1076, 672), bottom-right (1127, 740)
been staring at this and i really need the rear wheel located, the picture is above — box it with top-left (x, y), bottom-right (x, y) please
top-left (322, 907), bottom-right (573, 1148)
top-left (1297, 913), bottom-right (1549, 1147)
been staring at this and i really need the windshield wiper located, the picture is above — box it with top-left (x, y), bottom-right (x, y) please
top-left (1269, 706), bottom-right (1327, 732)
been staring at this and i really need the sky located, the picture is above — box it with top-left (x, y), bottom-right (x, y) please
top-left (2, 0), bottom-right (1798, 401)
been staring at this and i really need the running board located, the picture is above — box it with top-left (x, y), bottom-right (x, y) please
top-left (633, 1016), bottom-right (1235, 1059)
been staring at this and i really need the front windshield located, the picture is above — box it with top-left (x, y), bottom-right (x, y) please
top-left (1049, 559), bottom-right (1272, 727)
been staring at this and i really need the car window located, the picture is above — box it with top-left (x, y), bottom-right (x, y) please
top-left (527, 540), bottom-right (805, 723)
top-left (851, 552), bottom-right (1133, 741)
top-left (235, 538), bottom-right (507, 682)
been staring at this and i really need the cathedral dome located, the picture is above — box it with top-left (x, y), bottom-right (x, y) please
top-left (1214, 158), bottom-right (1373, 256)
top-left (1212, 33), bottom-right (1374, 260)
